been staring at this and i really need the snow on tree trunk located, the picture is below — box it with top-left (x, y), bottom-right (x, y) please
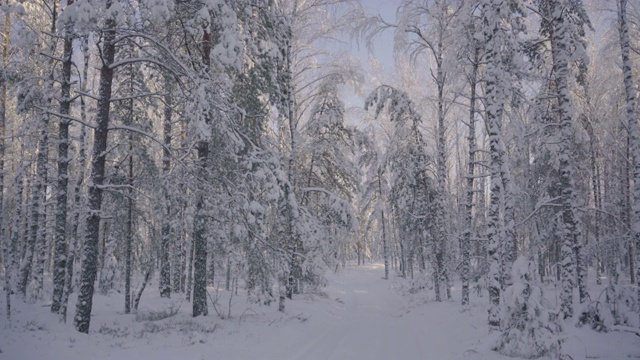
top-left (192, 28), bottom-right (212, 318)
top-left (19, 115), bottom-right (48, 299)
top-left (159, 72), bottom-right (173, 299)
top-left (74, 7), bottom-right (116, 333)
top-left (482, 4), bottom-right (506, 330)
top-left (52, 0), bottom-right (74, 313)
top-left (434, 46), bottom-right (449, 302)
top-left (0, 6), bottom-right (9, 320)
top-left (486, 119), bottom-right (503, 331)
top-left (500, 151), bottom-right (516, 290)
top-left (282, 15), bottom-right (301, 300)
top-left (378, 171), bottom-right (389, 280)
top-left (582, 114), bottom-right (603, 286)
top-left (60, 36), bottom-right (89, 323)
top-left (618, 0), bottom-right (640, 327)
top-left (546, 0), bottom-right (584, 320)
top-left (124, 138), bottom-right (133, 314)
top-left (479, 0), bottom-right (524, 330)
top-left (462, 45), bottom-right (479, 308)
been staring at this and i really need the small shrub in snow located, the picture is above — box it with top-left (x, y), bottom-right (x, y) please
top-left (98, 324), bottom-right (130, 338)
top-left (135, 302), bottom-right (181, 322)
top-left (577, 301), bottom-right (612, 332)
top-left (172, 320), bottom-right (218, 334)
top-left (603, 285), bottom-right (638, 328)
top-left (494, 256), bottom-right (562, 359)
top-left (578, 285), bottom-right (638, 331)
top-left (23, 320), bottom-right (47, 332)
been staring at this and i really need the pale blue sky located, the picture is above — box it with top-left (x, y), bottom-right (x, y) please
top-left (341, 0), bottom-right (399, 111)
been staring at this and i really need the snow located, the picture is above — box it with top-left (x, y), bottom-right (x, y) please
top-left (2, 263), bottom-right (639, 360)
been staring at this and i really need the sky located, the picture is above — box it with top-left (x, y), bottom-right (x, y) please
top-left (338, 1), bottom-right (399, 118)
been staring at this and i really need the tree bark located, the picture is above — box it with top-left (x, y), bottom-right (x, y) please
top-left (159, 71), bottom-right (173, 298)
top-left (74, 4), bottom-right (116, 332)
top-left (124, 137), bottom-right (133, 314)
top-left (60, 36), bottom-right (89, 323)
top-left (192, 28), bottom-right (211, 318)
top-left (0, 1), bottom-right (9, 321)
top-left (462, 45), bottom-right (479, 307)
top-left (52, 0), bottom-right (74, 313)
top-left (618, 0), bottom-right (640, 326)
top-left (547, 0), bottom-right (582, 319)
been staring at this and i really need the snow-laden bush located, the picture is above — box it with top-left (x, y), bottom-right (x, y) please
top-left (494, 256), bottom-right (562, 359)
top-left (577, 300), bottom-right (612, 332)
top-left (578, 284), bottom-right (638, 331)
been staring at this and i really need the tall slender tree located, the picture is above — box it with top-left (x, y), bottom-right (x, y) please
top-left (479, 0), bottom-right (525, 329)
top-left (537, 0), bottom-right (590, 319)
top-left (74, 0), bottom-right (117, 333)
top-left (618, 0), bottom-right (640, 325)
top-left (51, 0), bottom-right (75, 314)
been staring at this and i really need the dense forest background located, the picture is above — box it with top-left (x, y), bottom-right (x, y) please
top-left (0, 0), bottom-right (639, 355)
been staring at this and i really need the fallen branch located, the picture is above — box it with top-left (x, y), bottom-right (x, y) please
top-left (611, 325), bottom-right (640, 337)
top-left (239, 308), bottom-right (259, 323)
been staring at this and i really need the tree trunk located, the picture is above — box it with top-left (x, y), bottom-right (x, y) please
top-left (74, 5), bottom-right (116, 333)
top-left (192, 141), bottom-right (209, 317)
top-left (618, 0), bottom-right (640, 326)
top-left (192, 28), bottom-right (211, 318)
top-left (378, 171), bottom-right (389, 280)
top-left (481, 0), bottom-right (512, 329)
top-left (52, 0), bottom-right (74, 313)
top-left (186, 228), bottom-right (194, 301)
top-left (500, 150), bottom-right (516, 290)
top-left (159, 72), bottom-right (172, 299)
top-left (548, 2), bottom-right (581, 319)
top-left (124, 137), bottom-right (133, 314)
top-left (462, 45), bottom-right (479, 307)
top-left (19, 118), bottom-right (48, 298)
top-left (1, 5), bottom-right (9, 320)
top-left (60, 36), bottom-right (89, 323)
top-left (435, 47), bottom-right (447, 302)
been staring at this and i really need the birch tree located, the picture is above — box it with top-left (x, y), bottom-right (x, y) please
top-left (73, 0), bottom-right (117, 333)
top-left (51, 0), bottom-right (75, 314)
top-left (478, 0), bottom-right (526, 330)
top-left (537, 0), bottom-right (590, 319)
top-left (617, 0), bottom-right (640, 325)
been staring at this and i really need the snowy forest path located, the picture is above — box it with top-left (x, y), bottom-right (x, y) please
top-left (255, 263), bottom-right (433, 360)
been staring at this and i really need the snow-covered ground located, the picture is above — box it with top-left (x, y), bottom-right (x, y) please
top-left (1, 263), bottom-right (639, 359)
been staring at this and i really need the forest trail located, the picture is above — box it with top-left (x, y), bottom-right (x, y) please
top-left (245, 263), bottom-right (481, 360)
top-left (278, 264), bottom-right (425, 360)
